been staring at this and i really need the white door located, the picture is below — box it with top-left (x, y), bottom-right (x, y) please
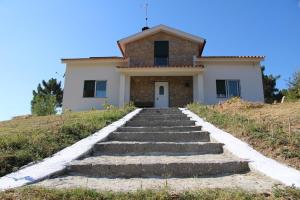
top-left (155, 82), bottom-right (169, 108)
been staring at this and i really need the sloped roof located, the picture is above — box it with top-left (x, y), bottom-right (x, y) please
top-left (117, 24), bottom-right (206, 56)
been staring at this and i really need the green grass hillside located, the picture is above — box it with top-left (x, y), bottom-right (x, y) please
top-left (1, 186), bottom-right (300, 200)
top-left (0, 105), bottom-right (134, 177)
top-left (188, 98), bottom-right (300, 170)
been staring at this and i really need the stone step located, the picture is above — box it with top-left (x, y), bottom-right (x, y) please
top-left (68, 155), bottom-right (249, 178)
top-left (93, 141), bottom-right (223, 155)
top-left (108, 131), bottom-right (210, 142)
top-left (125, 120), bottom-right (195, 127)
top-left (132, 114), bottom-right (189, 120)
top-left (139, 109), bottom-right (183, 115)
top-left (117, 126), bottom-right (202, 132)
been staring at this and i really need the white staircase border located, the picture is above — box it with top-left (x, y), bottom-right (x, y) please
top-left (0, 108), bottom-right (142, 191)
top-left (180, 108), bottom-right (300, 187)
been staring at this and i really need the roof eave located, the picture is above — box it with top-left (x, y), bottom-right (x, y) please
top-left (61, 57), bottom-right (127, 64)
top-left (196, 56), bottom-right (265, 62)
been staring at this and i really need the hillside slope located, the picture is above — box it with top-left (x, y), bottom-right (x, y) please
top-left (0, 106), bottom-right (134, 177)
top-left (188, 99), bottom-right (300, 170)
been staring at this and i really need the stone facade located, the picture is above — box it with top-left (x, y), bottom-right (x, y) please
top-left (125, 32), bottom-right (200, 66)
top-left (130, 76), bottom-right (193, 107)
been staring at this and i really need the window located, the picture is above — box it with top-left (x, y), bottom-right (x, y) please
top-left (216, 80), bottom-right (240, 98)
top-left (159, 86), bottom-right (164, 95)
top-left (154, 41), bottom-right (169, 66)
top-left (83, 80), bottom-right (107, 98)
top-left (83, 80), bottom-right (95, 97)
top-left (216, 80), bottom-right (226, 98)
top-left (96, 81), bottom-right (107, 98)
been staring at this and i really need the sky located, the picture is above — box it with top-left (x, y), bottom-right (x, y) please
top-left (0, 0), bottom-right (299, 121)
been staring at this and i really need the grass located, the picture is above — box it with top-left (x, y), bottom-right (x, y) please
top-left (187, 98), bottom-right (300, 170)
top-left (0, 186), bottom-right (300, 200)
top-left (0, 105), bottom-right (135, 177)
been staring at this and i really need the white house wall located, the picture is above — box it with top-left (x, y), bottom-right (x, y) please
top-left (63, 63), bottom-right (120, 111)
top-left (202, 62), bottom-right (264, 104)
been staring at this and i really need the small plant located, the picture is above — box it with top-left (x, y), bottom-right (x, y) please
top-left (103, 100), bottom-right (116, 110)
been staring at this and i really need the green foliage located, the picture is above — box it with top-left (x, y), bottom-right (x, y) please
top-left (31, 94), bottom-right (57, 116)
top-left (261, 66), bottom-right (282, 103)
top-left (31, 78), bottom-right (63, 115)
top-left (0, 105), bottom-right (134, 176)
top-left (285, 70), bottom-right (300, 101)
top-left (1, 186), bottom-right (300, 200)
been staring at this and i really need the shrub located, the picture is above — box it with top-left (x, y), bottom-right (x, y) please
top-left (31, 94), bottom-right (57, 116)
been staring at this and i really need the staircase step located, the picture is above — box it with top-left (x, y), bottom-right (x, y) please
top-left (131, 114), bottom-right (190, 120)
top-left (125, 120), bottom-right (195, 127)
top-left (68, 155), bottom-right (249, 178)
top-left (139, 109), bottom-right (183, 115)
top-left (108, 131), bottom-right (210, 142)
top-left (117, 126), bottom-right (202, 132)
top-left (93, 141), bottom-right (223, 155)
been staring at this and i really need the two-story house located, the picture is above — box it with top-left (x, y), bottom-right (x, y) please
top-left (62, 25), bottom-right (264, 110)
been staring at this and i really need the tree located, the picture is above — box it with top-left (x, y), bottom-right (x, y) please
top-left (285, 70), bottom-right (300, 100)
top-left (31, 78), bottom-right (63, 115)
top-left (261, 66), bottom-right (282, 103)
top-left (31, 94), bottom-right (57, 116)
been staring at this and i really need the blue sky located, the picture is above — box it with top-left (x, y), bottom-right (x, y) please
top-left (0, 0), bottom-right (299, 121)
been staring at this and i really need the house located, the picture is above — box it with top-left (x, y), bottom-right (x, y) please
top-left (62, 25), bottom-right (264, 110)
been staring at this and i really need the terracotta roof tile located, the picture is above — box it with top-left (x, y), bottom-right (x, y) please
top-left (61, 56), bottom-right (124, 61)
top-left (197, 56), bottom-right (265, 59)
top-left (117, 65), bottom-right (204, 68)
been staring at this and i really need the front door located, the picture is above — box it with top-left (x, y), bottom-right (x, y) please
top-left (154, 82), bottom-right (169, 108)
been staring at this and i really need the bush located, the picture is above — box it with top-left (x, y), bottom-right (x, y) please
top-left (31, 94), bottom-right (57, 116)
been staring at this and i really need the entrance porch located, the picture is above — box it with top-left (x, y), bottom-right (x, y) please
top-left (130, 76), bottom-right (193, 107)
top-left (117, 66), bottom-right (204, 107)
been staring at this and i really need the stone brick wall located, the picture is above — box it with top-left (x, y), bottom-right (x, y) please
top-left (130, 76), bottom-right (193, 107)
top-left (125, 32), bottom-right (199, 66)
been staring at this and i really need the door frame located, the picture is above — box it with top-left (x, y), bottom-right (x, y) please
top-left (154, 81), bottom-right (169, 108)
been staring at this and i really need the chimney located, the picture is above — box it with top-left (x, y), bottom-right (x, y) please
top-left (142, 26), bottom-right (149, 31)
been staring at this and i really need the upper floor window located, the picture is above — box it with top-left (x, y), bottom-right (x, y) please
top-left (216, 80), bottom-right (240, 98)
top-left (83, 80), bottom-right (107, 98)
top-left (154, 41), bottom-right (169, 66)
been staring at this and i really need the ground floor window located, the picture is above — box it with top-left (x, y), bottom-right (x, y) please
top-left (216, 80), bottom-right (240, 98)
top-left (83, 80), bottom-right (107, 98)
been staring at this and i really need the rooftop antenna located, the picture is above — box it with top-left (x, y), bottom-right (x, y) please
top-left (142, 1), bottom-right (150, 31)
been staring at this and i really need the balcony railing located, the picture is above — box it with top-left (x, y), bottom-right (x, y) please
top-left (154, 57), bottom-right (169, 66)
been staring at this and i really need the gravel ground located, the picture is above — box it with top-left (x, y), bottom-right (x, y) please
top-left (35, 171), bottom-right (280, 192)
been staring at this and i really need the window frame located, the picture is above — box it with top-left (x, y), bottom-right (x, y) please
top-left (83, 80), bottom-right (107, 98)
top-left (216, 79), bottom-right (241, 98)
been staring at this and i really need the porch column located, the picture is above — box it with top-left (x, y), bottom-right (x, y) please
top-left (119, 74), bottom-right (125, 107)
top-left (124, 75), bottom-right (130, 104)
top-left (193, 73), bottom-right (204, 103)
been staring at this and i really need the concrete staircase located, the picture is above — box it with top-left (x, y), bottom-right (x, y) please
top-left (66, 108), bottom-right (250, 178)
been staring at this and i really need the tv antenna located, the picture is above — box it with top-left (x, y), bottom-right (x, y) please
top-left (144, 1), bottom-right (149, 27)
